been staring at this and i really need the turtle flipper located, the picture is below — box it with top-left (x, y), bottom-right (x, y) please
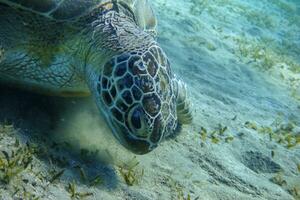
top-left (175, 79), bottom-right (193, 125)
top-left (127, 0), bottom-right (157, 37)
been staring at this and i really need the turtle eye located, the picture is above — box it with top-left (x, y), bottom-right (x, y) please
top-left (127, 105), bottom-right (147, 137)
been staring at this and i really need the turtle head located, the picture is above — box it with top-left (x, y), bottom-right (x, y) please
top-left (85, 2), bottom-right (186, 154)
top-left (95, 45), bottom-right (178, 154)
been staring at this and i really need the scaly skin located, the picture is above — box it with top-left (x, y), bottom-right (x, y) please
top-left (0, 3), bottom-right (90, 96)
top-left (0, 1), bottom-right (192, 154)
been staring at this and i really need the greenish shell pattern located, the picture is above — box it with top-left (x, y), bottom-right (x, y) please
top-left (0, 0), bottom-right (107, 20)
top-left (0, 0), bottom-right (157, 36)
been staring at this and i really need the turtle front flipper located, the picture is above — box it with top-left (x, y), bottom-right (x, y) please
top-left (175, 79), bottom-right (193, 125)
top-left (123, 0), bottom-right (157, 36)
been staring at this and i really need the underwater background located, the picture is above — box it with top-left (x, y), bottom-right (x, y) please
top-left (0, 0), bottom-right (300, 199)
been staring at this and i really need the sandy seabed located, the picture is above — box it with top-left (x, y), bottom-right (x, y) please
top-left (0, 0), bottom-right (300, 199)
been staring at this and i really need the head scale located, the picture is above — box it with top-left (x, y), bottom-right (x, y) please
top-left (96, 44), bottom-right (178, 154)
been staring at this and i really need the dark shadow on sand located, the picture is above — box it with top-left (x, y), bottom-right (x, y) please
top-left (0, 85), bottom-right (119, 190)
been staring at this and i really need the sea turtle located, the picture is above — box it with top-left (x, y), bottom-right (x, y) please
top-left (0, 0), bottom-right (192, 154)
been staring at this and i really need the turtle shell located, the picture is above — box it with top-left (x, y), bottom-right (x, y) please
top-left (0, 0), bottom-right (157, 32)
top-left (0, 0), bottom-right (105, 20)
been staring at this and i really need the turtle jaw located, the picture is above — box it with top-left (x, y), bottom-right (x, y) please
top-left (110, 118), bottom-right (155, 155)
top-left (90, 44), bottom-right (178, 154)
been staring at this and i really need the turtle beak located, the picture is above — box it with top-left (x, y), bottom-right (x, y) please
top-left (110, 119), bottom-right (154, 154)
